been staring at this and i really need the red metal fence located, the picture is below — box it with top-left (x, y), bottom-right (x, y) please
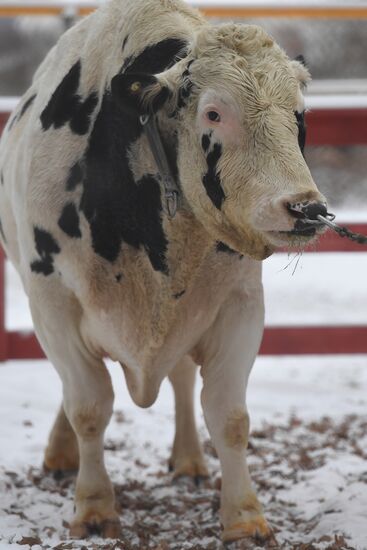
top-left (1, 103), bottom-right (367, 359)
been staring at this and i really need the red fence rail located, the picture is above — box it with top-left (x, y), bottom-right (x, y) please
top-left (307, 109), bottom-right (367, 147)
top-left (1, 105), bottom-right (367, 359)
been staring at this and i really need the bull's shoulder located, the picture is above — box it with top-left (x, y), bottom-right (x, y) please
top-left (1, 0), bottom-right (207, 285)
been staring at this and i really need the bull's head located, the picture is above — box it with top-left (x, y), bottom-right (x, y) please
top-left (112, 24), bottom-right (327, 260)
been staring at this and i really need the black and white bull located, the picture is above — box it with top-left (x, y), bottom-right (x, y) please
top-left (0, 0), bottom-right (327, 543)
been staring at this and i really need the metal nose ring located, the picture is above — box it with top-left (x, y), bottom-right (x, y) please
top-left (287, 201), bottom-right (328, 224)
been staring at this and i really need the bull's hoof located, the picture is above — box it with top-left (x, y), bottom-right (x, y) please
top-left (43, 465), bottom-right (77, 482)
top-left (172, 473), bottom-right (210, 489)
top-left (169, 455), bottom-right (209, 481)
top-left (222, 516), bottom-right (277, 546)
top-left (70, 515), bottom-right (121, 539)
top-left (43, 461), bottom-right (78, 479)
top-left (44, 448), bottom-right (79, 473)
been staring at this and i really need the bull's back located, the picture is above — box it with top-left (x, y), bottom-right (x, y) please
top-left (0, 11), bottom-right (96, 275)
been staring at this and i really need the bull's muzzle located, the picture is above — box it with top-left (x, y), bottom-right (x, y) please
top-left (286, 200), bottom-right (328, 236)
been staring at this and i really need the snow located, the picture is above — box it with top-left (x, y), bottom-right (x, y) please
top-left (264, 253), bottom-right (367, 326)
top-left (1, 357), bottom-right (367, 548)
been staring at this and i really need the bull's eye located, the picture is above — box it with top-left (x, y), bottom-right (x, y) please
top-left (130, 81), bottom-right (142, 93)
top-left (207, 111), bottom-right (221, 123)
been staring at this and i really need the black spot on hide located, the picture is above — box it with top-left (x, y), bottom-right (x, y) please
top-left (77, 38), bottom-right (188, 271)
top-left (134, 174), bottom-right (169, 274)
top-left (122, 38), bottom-right (188, 75)
top-left (115, 273), bottom-right (123, 282)
top-left (202, 143), bottom-right (225, 210)
top-left (70, 92), bottom-right (99, 135)
top-left (40, 60), bottom-right (98, 135)
top-left (295, 111), bottom-right (306, 156)
top-left (30, 227), bottom-right (60, 276)
top-left (0, 218), bottom-right (6, 243)
top-left (41, 61), bottom-right (79, 128)
top-left (173, 289), bottom-right (186, 299)
top-left (80, 92), bottom-right (168, 273)
top-left (0, 171), bottom-right (4, 185)
top-left (201, 133), bottom-right (211, 153)
top-left (66, 162), bottom-right (83, 191)
top-left (58, 202), bottom-right (82, 238)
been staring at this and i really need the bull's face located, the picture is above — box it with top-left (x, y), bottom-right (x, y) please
top-left (112, 24), bottom-right (327, 260)
top-left (176, 24), bottom-right (327, 260)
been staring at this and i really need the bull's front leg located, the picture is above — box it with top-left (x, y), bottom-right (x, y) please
top-left (29, 280), bottom-right (120, 539)
top-left (199, 278), bottom-right (275, 544)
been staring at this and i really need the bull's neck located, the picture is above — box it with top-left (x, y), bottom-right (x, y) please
top-left (82, 92), bottom-right (214, 288)
top-left (164, 207), bottom-right (214, 294)
top-left (136, 114), bottom-right (216, 284)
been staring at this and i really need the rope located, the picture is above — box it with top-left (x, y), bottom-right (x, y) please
top-left (318, 214), bottom-right (367, 245)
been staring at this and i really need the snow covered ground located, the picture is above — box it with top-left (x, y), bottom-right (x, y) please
top-left (1, 227), bottom-right (367, 549)
top-left (1, 356), bottom-right (367, 550)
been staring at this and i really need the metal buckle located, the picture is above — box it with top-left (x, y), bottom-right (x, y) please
top-left (139, 114), bottom-right (150, 126)
top-left (165, 190), bottom-right (178, 219)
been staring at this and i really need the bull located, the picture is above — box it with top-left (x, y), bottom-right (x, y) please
top-left (0, 0), bottom-right (327, 543)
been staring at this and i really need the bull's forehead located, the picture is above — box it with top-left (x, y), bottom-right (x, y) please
top-left (192, 23), bottom-right (276, 58)
top-left (190, 24), bottom-right (302, 113)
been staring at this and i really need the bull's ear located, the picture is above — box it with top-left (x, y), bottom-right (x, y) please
top-left (291, 56), bottom-right (311, 89)
top-left (295, 54), bottom-right (307, 67)
top-left (111, 73), bottom-right (170, 116)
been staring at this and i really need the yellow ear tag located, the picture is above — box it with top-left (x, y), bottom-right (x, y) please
top-left (130, 81), bottom-right (141, 94)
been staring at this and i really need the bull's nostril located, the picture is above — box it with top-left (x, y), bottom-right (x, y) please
top-left (302, 202), bottom-right (328, 221)
top-left (286, 202), bottom-right (306, 219)
top-left (287, 201), bottom-right (327, 221)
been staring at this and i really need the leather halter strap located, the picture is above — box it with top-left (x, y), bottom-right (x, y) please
top-left (139, 114), bottom-right (180, 218)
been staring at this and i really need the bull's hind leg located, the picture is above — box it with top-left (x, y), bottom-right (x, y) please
top-left (168, 356), bottom-right (208, 480)
top-left (44, 404), bottom-right (79, 472)
top-left (29, 279), bottom-right (120, 539)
